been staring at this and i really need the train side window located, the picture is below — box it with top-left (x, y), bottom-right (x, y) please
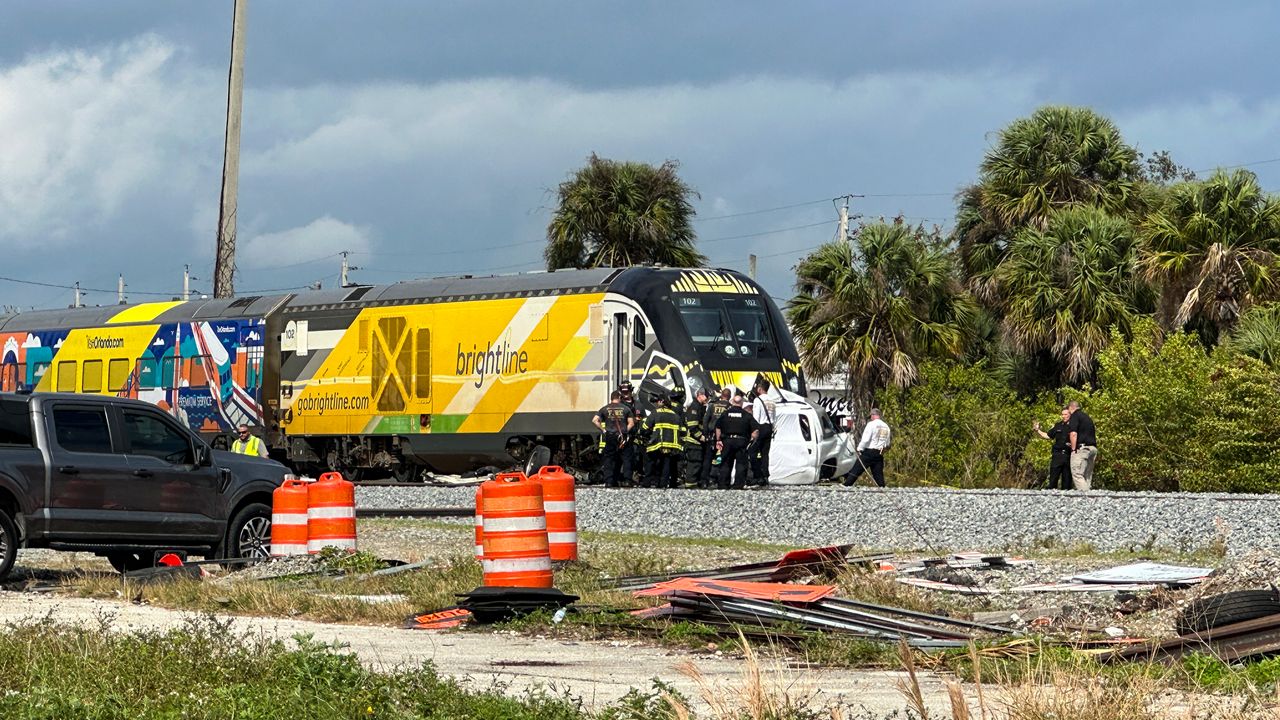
top-left (189, 357), bottom-right (208, 386)
top-left (632, 317), bottom-right (646, 349)
top-left (82, 360), bottom-right (103, 393)
top-left (108, 359), bottom-right (130, 391)
top-left (138, 358), bottom-right (158, 390)
top-left (56, 361), bottom-right (77, 392)
top-left (414, 328), bottom-right (431, 400)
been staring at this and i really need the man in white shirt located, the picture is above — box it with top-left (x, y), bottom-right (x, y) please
top-left (747, 383), bottom-right (777, 486)
top-left (843, 408), bottom-right (891, 487)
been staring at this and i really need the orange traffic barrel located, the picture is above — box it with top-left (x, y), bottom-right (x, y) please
top-left (480, 471), bottom-right (552, 587)
top-left (473, 484), bottom-right (485, 559)
top-left (271, 477), bottom-right (310, 556)
top-left (533, 465), bottom-right (577, 561)
top-left (308, 471), bottom-right (357, 553)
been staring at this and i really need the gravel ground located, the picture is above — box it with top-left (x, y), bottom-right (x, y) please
top-left (357, 484), bottom-right (1280, 557)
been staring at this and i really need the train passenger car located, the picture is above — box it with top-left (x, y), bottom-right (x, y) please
top-left (0, 267), bottom-right (803, 479)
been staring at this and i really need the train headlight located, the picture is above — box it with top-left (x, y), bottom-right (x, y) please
top-left (723, 345), bottom-right (737, 357)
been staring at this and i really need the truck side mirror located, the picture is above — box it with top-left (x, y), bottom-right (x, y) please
top-left (197, 444), bottom-right (213, 467)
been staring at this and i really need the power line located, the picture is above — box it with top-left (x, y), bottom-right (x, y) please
top-left (1193, 156), bottom-right (1280, 174)
top-left (694, 198), bottom-right (832, 222)
top-left (239, 251), bottom-right (342, 272)
top-left (700, 220), bottom-right (833, 245)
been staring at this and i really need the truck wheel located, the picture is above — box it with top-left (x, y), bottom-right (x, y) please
top-left (0, 511), bottom-right (18, 582)
top-left (227, 502), bottom-right (273, 563)
top-left (106, 552), bottom-right (151, 574)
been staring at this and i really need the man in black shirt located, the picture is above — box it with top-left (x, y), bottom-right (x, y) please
top-left (700, 388), bottom-right (732, 488)
top-left (1066, 400), bottom-right (1097, 491)
top-left (593, 391), bottom-right (635, 488)
top-left (714, 395), bottom-right (759, 490)
top-left (1033, 407), bottom-right (1072, 490)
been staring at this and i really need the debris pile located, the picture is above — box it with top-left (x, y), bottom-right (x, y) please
top-left (1187, 550), bottom-right (1280, 599)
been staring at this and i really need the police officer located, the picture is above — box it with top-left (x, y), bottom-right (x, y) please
top-left (643, 392), bottom-right (685, 488)
top-left (681, 388), bottom-right (708, 487)
top-left (714, 394), bottom-right (759, 490)
top-left (700, 387), bottom-right (732, 488)
top-left (748, 382), bottom-right (777, 486)
top-left (844, 408), bottom-right (891, 487)
top-left (592, 391), bottom-right (635, 488)
top-left (1034, 408), bottom-right (1072, 490)
top-left (618, 381), bottom-right (641, 485)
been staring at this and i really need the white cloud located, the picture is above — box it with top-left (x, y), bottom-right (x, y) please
top-left (0, 37), bottom-right (220, 246)
top-left (239, 215), bottom-right (372, 269)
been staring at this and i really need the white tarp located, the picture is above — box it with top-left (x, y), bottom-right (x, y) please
top-left (1070, 562), bottom-right (1212, 585)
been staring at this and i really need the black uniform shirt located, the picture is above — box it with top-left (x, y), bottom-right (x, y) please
top-left (715, 406), bottom-right (759, 439)
top-left (703, 399), bottom-right (730, 436)
top-left (1046, 421), bottom-right (1071, 454)
top-left (596, 402), bottom-right (634, 435)
top-left (1067, 410), bottom-right (1097, 447)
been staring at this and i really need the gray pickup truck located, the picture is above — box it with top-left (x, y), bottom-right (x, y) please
top-left (0, 392), bottom-right (291, 580)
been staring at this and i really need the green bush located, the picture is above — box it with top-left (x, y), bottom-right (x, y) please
top-left (878, 360), bottom-right (1057, 488)
top-left (1086, 318), bottom-right (1280, 493)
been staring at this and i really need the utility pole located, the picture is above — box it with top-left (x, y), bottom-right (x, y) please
top-left (340, 251), bottom-right (359, 288)
top-left (213, 0), bottom-right (248, 298)
top-left (837, 196), bottom-right (850, 242)
top-left (72, 282), bottom-right (83, 308)
top-left (183, 265), bottom-right (192, 300)
top-left (117, 275), bottom-right (126, 304)
top-left (748, 254), bottom-right (757, 280)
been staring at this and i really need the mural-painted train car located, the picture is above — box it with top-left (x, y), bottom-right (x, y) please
top-left (0, 268), bottom-right (803, 479)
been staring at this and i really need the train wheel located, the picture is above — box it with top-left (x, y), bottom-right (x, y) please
top-left (392, 463), bottom-right (421, 483)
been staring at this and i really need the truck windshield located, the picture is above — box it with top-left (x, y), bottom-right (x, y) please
top-left (674, 294), bottom-right (776, 360)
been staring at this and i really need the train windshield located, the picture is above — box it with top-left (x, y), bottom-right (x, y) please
top-left (674, 295), bottom-right (777, 360)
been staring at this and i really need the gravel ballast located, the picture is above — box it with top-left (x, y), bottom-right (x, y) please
top-left (355, 485), bottom-right (1276, 557)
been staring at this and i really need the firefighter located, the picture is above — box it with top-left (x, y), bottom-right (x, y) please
top-left (592, 391), bottom-right (635, 487)
top-left (714, 394), bottom-right (760, 490)
top-left (643, 392), bottom-right (686, 488)
top-left (618, 380), bottom-right (642, 485)
top-left (699, 387), bottom-right (732, 488)
top-left (681, 388), bottom-right (707, 487)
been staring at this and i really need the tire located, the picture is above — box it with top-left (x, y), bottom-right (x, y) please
top-left (225, 502), bottom-right (273, 565)
top-left (1176, 590), bottom-right (1280, 636)
top-left (0, 511), bottom-right (18, 582)
top-left (106, 551), bottom-right (152, 574)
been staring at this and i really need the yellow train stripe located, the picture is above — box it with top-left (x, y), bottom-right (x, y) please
top-left (107, 301), bottom-right (184, 325)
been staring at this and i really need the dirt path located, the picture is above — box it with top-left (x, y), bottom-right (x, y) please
top-left (0, 590), bottom-right (967, 715)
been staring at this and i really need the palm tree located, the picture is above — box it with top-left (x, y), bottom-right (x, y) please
top-left (978, 105), bottom-right (1143, 228)
top-left (996, 206), bottom-right (1146, 384)
top-left (954, 106), bottom-right (1143, 307)
top-left (787, 221), bottom-right (977, 403)
top-left (545, 154), bottom-right (706, 269)
top-left (1227, 302), bottom-right (1280, 368)
top-left (1137, 169), bottom-right (1280, 341)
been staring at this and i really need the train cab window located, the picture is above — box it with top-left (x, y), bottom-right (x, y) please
top-left (724, 297), bottom-right (776, 359)
top-left (632, 317), bottom-right (646, 349)
top-left (108, 359), bottom-right (130, 392)
top-left (675, 297), bottom-right (729, 347)
top-left (82, 360), bottom-right (103, 393)
top-left (56, 361), bottom-right (77, 392)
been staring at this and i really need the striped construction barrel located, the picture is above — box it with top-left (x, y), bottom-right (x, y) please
top-left (307, 471), bottom-right (357, 553)
top-left (533, 465), bottom-right (577, 562)
top-left (270, 477), bottom-right (310, 556)
top-left (480, 471), bottom-right (552, 587)
top-left (474, 484), bottom-right (485, 559)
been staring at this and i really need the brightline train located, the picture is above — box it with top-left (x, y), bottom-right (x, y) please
top-left (0, 267), bottom-right (805, 479)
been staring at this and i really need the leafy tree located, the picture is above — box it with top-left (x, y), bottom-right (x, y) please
top-left (545, 154), bottom-right (706, 269)
top-left (787, 221), bottom-right (977, 404)
top-left (1137, 169), bottom-right (1280, 341)
top-left (1227, 301), bottom-right (1280, 368)
top-left (995, 206), bottom-right (1147, 385)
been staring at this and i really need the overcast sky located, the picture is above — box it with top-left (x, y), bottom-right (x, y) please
top-left (2, 1), bottom-right (1278, 310)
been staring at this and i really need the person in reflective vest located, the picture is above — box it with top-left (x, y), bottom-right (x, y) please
top-left (699, 387), bottom-right (732, 488)
top-left (232, 424), bottom-right (268, 458)
top-left (643, 393), bottom-right (686, 489)
top-left (593, 391), bottom-right (635, 487)
top-left (681, 388), bottom-right (707, 487)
